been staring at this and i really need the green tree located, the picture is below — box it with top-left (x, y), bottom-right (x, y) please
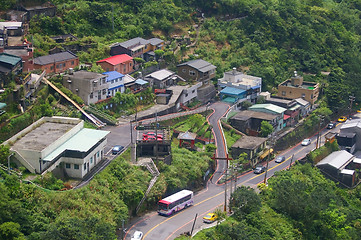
top-left (0, 222), bottom-right (26, 240)
top-left (260, 121), bottom-right (273, 137)
top-left (230, 186), bottom-right (261, 221)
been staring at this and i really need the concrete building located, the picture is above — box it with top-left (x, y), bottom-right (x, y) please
top-left (316, 150), bottom-right (357, 187)
top-left (277, 72), bottom-right (319, 104)
top-left (248, 104), bottom-right (286, 131)
top-left (218, 68), bottom-right (262, 104)
top-left (144, 69), bottom-right (185, 89)
top-left (231, 136), bottom-right (267, 166)
top-left (0, 22), bottom-right (23, 36)
top-left (229, 110), bottom-right (279, 136)
top-left (0, 53), bottom-right (22, 87)
top-left (33, 51), bottom-right (79, 74)
top-left (177, 59), bottom-right (217, 103)
top-left (336, 119), bottom-right (361, 153)
top-left (103, 71), bottom-right (124, 97)
top-left (63, 70), bottom-right (109, 105)
top-left (3, 45), bottom-right (34, 72)
top-left (3, 116), bottom-right (109, 179)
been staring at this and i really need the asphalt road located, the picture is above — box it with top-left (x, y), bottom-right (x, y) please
top-left (124, 118), bottom-right (343, 240)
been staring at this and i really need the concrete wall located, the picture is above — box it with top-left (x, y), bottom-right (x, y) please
top-left (277, 84), bottom-right (319, 104)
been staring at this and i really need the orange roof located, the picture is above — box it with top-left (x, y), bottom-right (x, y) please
top-left (96, 54), bottom-right (133, 65)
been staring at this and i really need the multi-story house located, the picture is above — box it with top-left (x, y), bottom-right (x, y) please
top-left (96, 54), bottom-right (133, 75)
top-left (248, 103), bottom-right (286, 132)
top-left (0, 53), bottom-right (22, 87)
top-left (103, 71), bottom-right (124, 97)
top-left (218, 68), bottom-right (262, 104)
top-left (33, 51), bottom-right (79, 74)
top-left (63, 70), bottom-right (109, 105)
top-left (144, 69), bottom-right (185, 89)
top-left (176, 59), bottom-right (217, 103)
top-left (277, 72), bottom-right (319, 105)
top-left (109, 37), bottom-right (164, 60)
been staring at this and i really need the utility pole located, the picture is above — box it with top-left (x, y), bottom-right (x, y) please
top-left (224, 170), bottom-right (228, 212)
top-left (289, 154), bottom-right (294, 170)
top-left (155, 111), bottom-right (159, 162)
top-left (316, 115), bottom-right (324, 149)
top-left (190, 213), bottom-right (198, 236)
top-left (349, 95), bottom-right (355, 119)
top-left (264, 134), bottom-right (275, 184)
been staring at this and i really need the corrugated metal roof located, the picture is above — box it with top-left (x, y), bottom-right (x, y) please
top-left (119, 37), bottom-right (149, 48)
top-left (103, 71), bottom-right (124, 81)
top-left (0, 53), bottom-right (22, 66)
top-left (220, 86), bottom-right (246, 96)
top-left (316, 150), bottom-right (354, 170)
top-left (177, 59), bottom-right (216, 72)
top-left (249, 104), bottom-right (286, 114)
top-left (43, 128), bottom-right (109, 161)
top-left (178, 131), bottom-right (197, 140)
top-left (34, 51), bottom-right (77, 65)
top-left (149, 38), bottom-right (164, 46)
top-left (146, 69), bottom-right (174, 81)
top-left (135, 79), bottom-right (148, 85)
top-left (96, 54), bottom-right (133, 66)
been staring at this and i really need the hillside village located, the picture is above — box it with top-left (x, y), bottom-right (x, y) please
top-left (1, 1), bottom-right (361, 239)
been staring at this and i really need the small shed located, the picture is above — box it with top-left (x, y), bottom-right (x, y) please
top-left (178, 131), bottom-right (197, 149)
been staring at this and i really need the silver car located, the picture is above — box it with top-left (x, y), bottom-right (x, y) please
top-left (301, 139), bottom-right (311, 146)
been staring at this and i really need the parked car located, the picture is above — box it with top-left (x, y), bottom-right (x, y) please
top-left (301, 139), bottom-right (311, 146)
top-left (275, 156), bottom-right (286, 163)
top-left (338, 116), bottom-right (347, 122)
top-left (131, 231), bottom-right (143, 240)
top-left (203, 213), bottom-right (217, 223)
top-left (112, 145), bottom-right (124, 155)
top-left (327, 122), bottom-right (336, 129)
top-left (254, 165), bottom-right (266, 174)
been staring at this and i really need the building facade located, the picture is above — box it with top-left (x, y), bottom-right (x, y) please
top-left (63, 70), bottom-right (109, 105)
top-left (277, 72), bottom-right (319, 104)
top-left (33, 51), bottom-right (79, 74)
top-left (103, 71), bottom-right (124, 97)
top-left (96, 54), bottom-right (133, 75)
top-left (3, 117), bottom-right (109, 179)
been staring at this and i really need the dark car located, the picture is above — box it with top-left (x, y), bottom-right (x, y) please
top-left (254, 165), bottom-right (266, 174)
top-left (112, 145), bottom-right (124, 155)
top-left (275, 156), bottom-right (286, 163)
top-left (327, 122), bottom-right (336, 129)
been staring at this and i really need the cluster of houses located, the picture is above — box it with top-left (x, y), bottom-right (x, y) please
top-left (0, 2), bottom-right (326, 181)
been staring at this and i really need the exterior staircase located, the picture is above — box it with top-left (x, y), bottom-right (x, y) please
top-left (135, 158), bottom-right (160, 214)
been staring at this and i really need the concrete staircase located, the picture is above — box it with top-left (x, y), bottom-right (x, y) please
top-left (135, 158), bottom-right (160, 214)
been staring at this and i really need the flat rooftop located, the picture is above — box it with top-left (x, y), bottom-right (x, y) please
top-left (12, 122), bottom-right (75, 152)
top-left (232, 136), bottom-right (267, 150)
top-left (231, 110), bottom-right (278, 121)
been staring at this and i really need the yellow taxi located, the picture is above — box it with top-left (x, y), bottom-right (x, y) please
top-left (357, 109), bottom-right (361, 113)
top-left (203, 213), bottom-right (217, 223)
top-left (338, 116), bottom-right (347, 122)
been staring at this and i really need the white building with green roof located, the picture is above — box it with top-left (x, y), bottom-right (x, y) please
top-left (3, 116), bottom-right (109, 179)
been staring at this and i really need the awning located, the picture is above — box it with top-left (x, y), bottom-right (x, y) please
top-left (283, 114), bottom-right (291, 120)
top-left (135, 79), bottom-right (148, 85)
top-left (220, 87), bottom-right (246, 96)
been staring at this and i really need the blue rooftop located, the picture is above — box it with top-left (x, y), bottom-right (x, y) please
top-left (135, 79), bottom-right (148, 85)
top-left (220, 87), bottom-right (246, 96)
top-left (103, 71), bottom-right (124, 81)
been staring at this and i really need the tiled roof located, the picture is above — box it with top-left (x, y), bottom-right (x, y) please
top-left (145, 69), bottom-right (174, 81)
top-left (96, 54), bottom-right (133, 66)
top-left (34, 51), bottom-right (77, 65)
top-left (316, 150), bottom-right (354, 170)
top-left (119, 37), bottom-right (149, 48)
top-left (148, 38), bottom-right (164, 46)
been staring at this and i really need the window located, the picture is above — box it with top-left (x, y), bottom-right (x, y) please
top-left (192, 90), bottom-right (195, 93)
top-left (111, 80), bottom-right (114, 84)
top-left (97, 151), bottom-right (100, 158)
top-left (71, 61), bottom-right (74, 65)
top-left (123, 65), bottom-right (126, 72)
top-left (90, 157), bottom-right (93, 164)
top-left (302, 93), bottom-right (306, 98)
top-left (102, 89), bottom-right (106, 95)
top-left (115, 79), bottom-right (118, 82)
top-left (65, 163), bottom-right (71, 169)
top-left (182, 69), bottom-right (186, 73)
top-left (282, 91), bottom-right (286, 96)
top-left (56, 64), bottom-right (60, 69)
top-left (50, 66), bottom-right (54, 70)
top-left (84, 163), bottom-right (87, 170)
top-left (185, 93), bottom-right (188, 97)
top-left (102, 78), bottom-right (106, 84)
top-left (93, 82), bottom-right (97, 87)
top-left (311, 94), bottom-right (314, 99)
top-left (74, 164), bottom-right (79, 170)
top-left (189, 70), bottom-right (196, 76)
top-left (90, 92), bottom-right (93, 99)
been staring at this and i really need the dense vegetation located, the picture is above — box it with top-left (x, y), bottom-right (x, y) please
top-left (188, 164), bottom-right (361, 240)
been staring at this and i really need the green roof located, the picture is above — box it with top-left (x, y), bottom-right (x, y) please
top-left (249, 104), bottom-right (286, 114)
top-left (43, 128), bottom-right (109, 161)
top-left (0, 53), bottom-right (22, 66)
